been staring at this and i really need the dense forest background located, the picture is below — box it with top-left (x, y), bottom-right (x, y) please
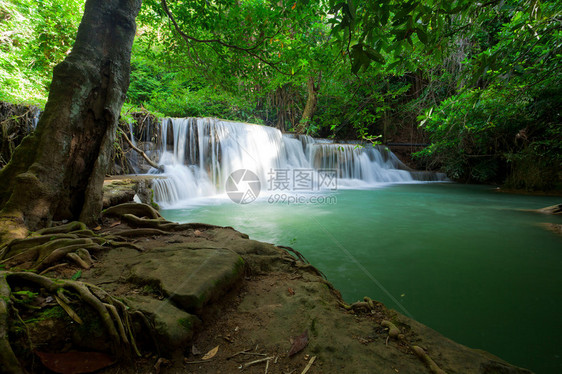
top-left (1, 0), bottom-right (560, 190)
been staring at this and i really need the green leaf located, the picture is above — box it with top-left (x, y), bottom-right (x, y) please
top-left (415, 27), bottom-right (428, 44)
top-left (71, 270), bottom-right (82, 280)
top-left (363, 45), bottom-right (385, 64)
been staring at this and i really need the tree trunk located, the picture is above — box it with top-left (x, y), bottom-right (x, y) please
top-left (0, 0), bottom-right (142, 237)
top-left (296, 73), bottom-right (321, 134)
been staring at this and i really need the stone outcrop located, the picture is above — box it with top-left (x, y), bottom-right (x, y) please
top-left (102, 177), bottom-right (161, 209)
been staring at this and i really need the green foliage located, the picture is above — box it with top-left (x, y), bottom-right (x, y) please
top-left (22, 306), bottom-right (67, 325)
top-left (1, 0), bottom-right (560, 191)
top-left (11, 290), bottom-right (38, 304)
top-left (416, 82), bottom-right (561, 189)
top-left (0, 0), bottom-right (83, 105)
top-left (414, 0), bottom-right (562, 189)
top-left (70, 270), bottom-right (82, 280)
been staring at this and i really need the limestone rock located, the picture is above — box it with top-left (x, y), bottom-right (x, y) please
top-left (127, 295), bottom-right (200, 352)
top-left (537, 204), bottom-right (562, 215)
top-left (129, 246), bottom-right (245, 312)
top-left (102, 180), bottom-right (136, 208)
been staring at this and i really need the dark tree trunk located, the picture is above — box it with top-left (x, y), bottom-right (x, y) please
top-left (0, 0), bottom-right (142, 236)
top-left (296, 73), bottom-right (321, 134)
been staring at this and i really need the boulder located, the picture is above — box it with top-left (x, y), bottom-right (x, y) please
top-left (126, 295), bottom-right (200, 353)
top-left (129, 246), bottom-right (245, 312)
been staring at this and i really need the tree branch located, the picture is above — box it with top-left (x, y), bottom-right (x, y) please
top-left (121, 131), bottom-right (159, 170)
top-left (160, 0), bottom-right (295, 76)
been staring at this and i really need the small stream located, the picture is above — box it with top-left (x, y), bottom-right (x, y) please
top-left (161, 183), bottom-right (562, 373)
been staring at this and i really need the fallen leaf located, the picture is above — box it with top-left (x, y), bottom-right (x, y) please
top-left (70, 270), bottom-right (82, 281)
top-left (191, 344), bottom-right (201, 356)
top-left (288, 330), bottom-right (308, 357)
top-left (301, 355), bottom-right (316, 374)
top-left (154, 357), bottom-right (170, 374)
top-left (92, 226), bottom-right (102, 231)
top-left (288, 287), bottom-right (295, 296)
top-left (109, 221), bottom-right (121, 228)
top-left (35, 351), bottom-right (114, 374)
top-left (202, 345), bottom-right (219, 360)
top-left (55, 295), bottom-right (83, 324)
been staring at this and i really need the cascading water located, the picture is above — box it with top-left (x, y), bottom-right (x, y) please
top-left (148, 117), bottom-right (444, 207)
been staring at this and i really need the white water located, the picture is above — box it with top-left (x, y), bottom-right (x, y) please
top-left (148, 117), bottom-right (444, 207)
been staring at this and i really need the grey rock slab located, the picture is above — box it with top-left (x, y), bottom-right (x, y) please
top-left (126, 295), bottom-right (200, 352)
top-left (129, 246), bottom-right (244, 312)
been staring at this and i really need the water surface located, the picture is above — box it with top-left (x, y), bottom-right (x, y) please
top-left (161, 183), bottom-right (562, 373)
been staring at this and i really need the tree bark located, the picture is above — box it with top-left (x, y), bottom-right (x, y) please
top-left (296, 73), bottom-right (321, 134)
top-left (0, 0), bottom-right (142, 236)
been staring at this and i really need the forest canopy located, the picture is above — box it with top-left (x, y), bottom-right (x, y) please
top-left (1, 0), bottom-right (560, 190)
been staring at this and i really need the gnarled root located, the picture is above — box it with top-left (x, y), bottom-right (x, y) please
top-left (103, 203), bottom-right (224, 234)
top-left (412, 345), bottom-right (447, 374)
top-left (0, 274), bottom-right (23, 374)
top-left (0, 222), bottom-right (108, 272)
top-left (1, 271), bottom-right (144, 369)
top-left (381, 319), bottom-right (404, 340)
top-left (108, 228), bottom-right (172, 238)
top-left (339, 297), bottom-right (381, 313)
top-left (120, 214), bottom-right (177, 230)
top-left (103, 203), bottom-right (162, 220)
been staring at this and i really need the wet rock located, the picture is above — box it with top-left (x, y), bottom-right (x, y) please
top-left (537, 204), bottom-right (562, 215)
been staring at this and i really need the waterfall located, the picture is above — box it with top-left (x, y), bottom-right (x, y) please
top-left (146, 117), bottom-right (444, 207)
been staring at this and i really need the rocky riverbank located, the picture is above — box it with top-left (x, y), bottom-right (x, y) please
top-left (0, 199), bottom-right (533, 374)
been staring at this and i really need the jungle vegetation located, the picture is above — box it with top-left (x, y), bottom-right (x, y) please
top-left (1, 0), bottom-right (561, 190)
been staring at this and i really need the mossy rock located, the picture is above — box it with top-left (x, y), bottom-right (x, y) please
top-left (128, 246), bottom-right (245, 312)
top-left (126, 295), bottom-right (201, 353)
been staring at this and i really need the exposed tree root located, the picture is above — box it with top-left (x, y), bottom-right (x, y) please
top-left (120, 214), bottom-right (177, 230)
top-left (381, 320), bottom-right (403, 340)
top-left (2, 271), bottom-right (144, 362)
top-left (278, 245), bottom-right (310, 264)
top-left (339, 295), bottom-right (447, 372)
top-left (338, 297), bottom-right (381, 313)
top-left (412, 345), bottom-right (447, 374)
top-left (103, 203), bottom-right (162, 220)
top-left (277, 246), bottom-right (328, 280)
top-left (0, 275), bottom-right (23, 374)
top-left (36, 221), bottom-right (87, 235)
top-left (0, 225), bottom-right (106, 272)
top-left (67, 252), bottom-right (92, 269)
top-left (174, 222), bottom-right (222, 231)
top-left (110, 228), bottom-right (173, 238)
top-left (0, 203), bottom-right (177, 372)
